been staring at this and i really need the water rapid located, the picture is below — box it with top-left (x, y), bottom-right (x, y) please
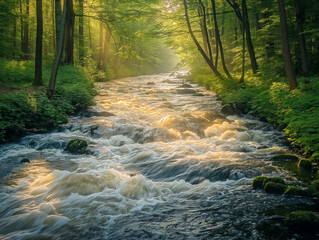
top-left (0, 72), bottom-right (314, 239)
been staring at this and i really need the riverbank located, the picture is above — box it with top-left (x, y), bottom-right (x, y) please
top-left (0, 60), bottom-right (96, 143)
top-left (190, 67), bottom-right (319, 161)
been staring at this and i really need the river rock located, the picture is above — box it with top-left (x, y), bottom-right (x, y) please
top-left (221, 103), bottom-right (244, 116)
top-left (176, 89), bottom-right (196, 94)
top-left (298, 159), bottom-right (312, 170)
top-left (20, 158), bottom-right (30, 163)
top-left (264, 182), bottom-right (287, 194)
top-left (66, 139), bottom-right (89, 154)
top-left (193, 93), bottom-right (205, 97)
top-left (79, 110), bottom-right (115, 118)
top-left (271, 154), bottom-right (299, 161)
top-left (147, 82), bottom-right (156, 85)
top-left (179, 83), bottom-right (192, 88)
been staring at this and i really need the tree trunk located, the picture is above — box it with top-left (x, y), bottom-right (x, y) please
top-left (79, 0), bottom-right (84, 66)
top-left (226, 0), bottom-right (258, 73)
top-left (183, 0), bottom-right (222, 79)
top-left (211, 0), bottom-right (231, 78)
top-left (52, 0), bottom-right (56, 53)
top-left (23, 0), bottom-right (29, 59)
top-left (242, 0), bottom-right (258, 74)
top-left (294, 0), bottom-right (308, 77)
top-left (55, 0), bottom-right (62, 57)
top-left (12, 18), bottom-right (17, 58)
top-left (102, 26), bottom-right (111, 70)
top-left (19, 0), bottom-right (24, 59)
top-left (278, 0), bottom-right (298, 90)
top-left (221, 1), bottom-right (226, 36)
top-left (197, 6), bottom-right (209, 56)
top-left (47, 0), bottom-right (67, 98)
top-left (88, 17), bottom-right (93, 51)
top-left (34, 0), bottom-right (43, 86)
top-left (198, 0), bottom-right (213, 61)
top-left (240, 0), bottom-right (246, 83)
top-left (98, 21), bottom-right (104, 69)
top-left (64, 0), bottom-right (74, 64)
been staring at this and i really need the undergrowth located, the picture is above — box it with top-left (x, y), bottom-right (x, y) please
top-left (0, 59), bottom-right (95, 143)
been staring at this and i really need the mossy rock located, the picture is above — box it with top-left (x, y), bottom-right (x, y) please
top-left (286, 211), bottom-right (319, 226)
top-left (271, 154), bottom-right (299, 161)
top-left (264, 182), bottom-right (287, 194)
top-left (284, 186), bottom-right (307, 196)
top-left (262, 177), bottom-right (285, 187)
top-left (252, 176), bottom-right (268, 189)
top-left (311, 180), bottom-right (319, 190)
top-left (66, 139), bottom-right (89, 154)
top-left (193, 93), bottom-right (205, 97)
top-left (298, 159), bottom-right (312, 170)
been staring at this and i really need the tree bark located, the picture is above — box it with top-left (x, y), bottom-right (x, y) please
top-left (197, 5), bottom-right (209, 56)
top-left (23, 0), bottom-right (29, 59)
top-left (183, 0), bottom-right (222, 79)
top-left (64, 0), bottom-right (74, 64)
top-left (102, 26), bottom-right (111, 70)
top-left (19, 0), bottom-right (24, 59)
top-left (52, 0), bottom-right (56, 53)
top-left (226, 0), bottom-right (258, 74)
top-left (55, 0), bottom-right (62, 57)
top-left (34, 0), bottom-right (43, 86)
top-left (198, 0), bottom-right (213, 61)
top-left (79, 0), bottom-right (84, 66)
top-left (98, 22), bottom-right (104, 69)
top-left (278, 0), bottom-right (298, 90)
top-left (211, 0), bottom-right (231, 78)
top-left (47, 0), bottom-right (67, 98)
top-left (240, 0), bottom-right (246, 83)
top-left (294, 0), bottom-right (308, 77)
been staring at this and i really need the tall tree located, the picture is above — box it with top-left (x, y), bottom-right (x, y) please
top-left (55, 0), bottom-right (62, 56)
top-left (64, 0), bottom-right (74, 64)
top-left (34, 0), bottom-right (43, 86)
top-left (183, 0), bottom-right (222, 79)
top-left (278, 0), bottom-right (298, 90)
top-left (294, 0), bottom-right (308, 76)
top-left (47, 0), bottom-right (67, 98)
top-left (79, 0), bottom-right (84, 66)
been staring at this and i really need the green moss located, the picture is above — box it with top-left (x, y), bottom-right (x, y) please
top-left (284, 186), bottom-right (307, 196)
top-left (286, 211), bottom-right (319, 225)
top-left (271, 154), bottom-right (299, 161)
top-left (252, 176), bottom-right (268, 189)
top-left (262, 177), bottom-right (285, 187)
top-left (66, 139), bottom-right (89, 154)
top-left (264, 182), bottom-right (287, 194)
top-left (298, 159), bottom-right (312, 170)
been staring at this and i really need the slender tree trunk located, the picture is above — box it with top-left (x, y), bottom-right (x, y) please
top-left (183, 0), bottom-right (222, 79)
top-left (47, 0), bottom-right (67, 98)
top-left (88, 17), bottom-right (93, 52)
top-left (64, 0), bottom-right (74, 64)
top-left (198, 6), bottom-right (209, 56)
top-left (240, 0), bottom-right (246, 83)
top-left (211, 0), bottom-right (231, 78)
top-left (52, 0), bottom-right (56, 53)
top-left (242, 0), bottom-right (258, 74)
top-left (278, 0), bottom-right (298, 90)
top-left (34, 0), bottom-right (43, 86)
top-left (294, 0), bottom-right (308, 77)
top-left (79, 0), bottom-right (84, 66)
top-left (12, 19), bottom-right (17, 58)
top-left (55, 0), bottom-right (62, 57)
top-left (234, 12), bottom-right (238, 44)
top-left (221, 1), bottom-right (226, 36)
top-left (98, 21), bottom-right (104, 69)
top-left (226, 0), bottom-right (258, 73)
top-left (199, 0), bottom-right (213, 61)
top-left (23, 0), bottom-right (29, 59)
top-left (19, 0), bottom-right (24, 59)
top-left (102, 26), bottom-right (111, 70)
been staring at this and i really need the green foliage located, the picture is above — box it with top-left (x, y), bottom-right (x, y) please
top-left (284, 186), bottom-right (307, 196)
top-left (0, 61), bottom-right (95, 143)
top-left (262, 177), bottom-right (286, 187)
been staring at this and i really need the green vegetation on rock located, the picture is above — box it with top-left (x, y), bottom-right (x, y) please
top-left (252, 176), bottom-right (269, 189)
top-left (286, 211), bottom-right (319, 225)
top-left (298, 159), bottom-right (312, 170)
top-left (271, 154), bottom-right (299, 161)
top-left (66, 139), bottom-right (89, 154)
top-left (264, 182), bottom-right (288, 194)
top-left (284, 186), bottom-right (307, 196)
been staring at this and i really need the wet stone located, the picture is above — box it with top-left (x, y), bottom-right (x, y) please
top-left (20, 158), bottom-right (30, 163)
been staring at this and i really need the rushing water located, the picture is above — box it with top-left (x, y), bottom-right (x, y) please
top-left (0, 72), bottom-right (315, 239)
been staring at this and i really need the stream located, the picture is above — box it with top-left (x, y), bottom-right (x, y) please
top-left (0, 72), bottom-right (315, 239)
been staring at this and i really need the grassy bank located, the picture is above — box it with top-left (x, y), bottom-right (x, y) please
top-left (0, 60), bottom-right (95, 143)
top-left (190, 67), bottom-right (319, 159)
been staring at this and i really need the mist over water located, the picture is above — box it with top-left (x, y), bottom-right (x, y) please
top-left (0, 72), bottom-right (313, 239)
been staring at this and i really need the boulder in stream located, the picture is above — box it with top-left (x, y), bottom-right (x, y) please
top-left (20, 158), bottom-right (30, 163)
top-left (264, 182), bottom-right (287, 194)
top-left (176, 89), bottom-right (196, 94)
top-left (66, 139), bottom-right (89, 154)
top-left (271, 154), bottom-right (299, 161)
top-left (221, 103), bottom-right (245, 116)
